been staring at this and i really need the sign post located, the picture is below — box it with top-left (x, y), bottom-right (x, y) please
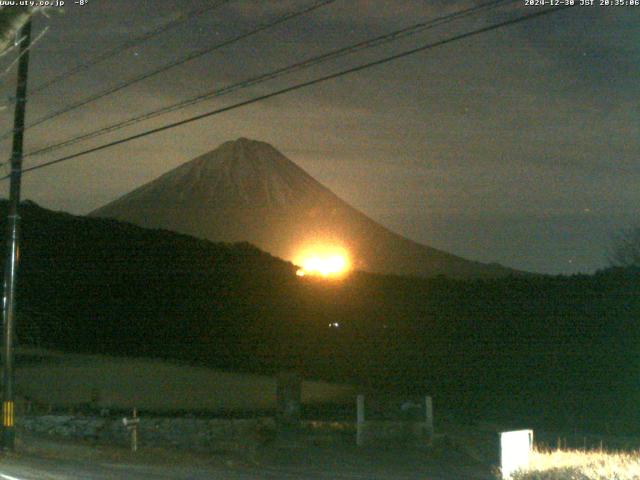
top-left (122, 408), bottom-right (139, 452)
top-left (500, 429), bottom-right (533, 479)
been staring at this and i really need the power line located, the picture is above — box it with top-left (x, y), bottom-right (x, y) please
top-left (0, 0), bottom-right (337, 143)
top-left (0, 25), bottom-right (49, 83)
top-left (27, 0), bottom-right (515, 159)
top-left (5, 5), bottom-right (572, 180)
top-left (7, 0), bottom-right (234, 102)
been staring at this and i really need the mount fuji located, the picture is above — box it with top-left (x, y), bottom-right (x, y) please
top-left (91, 138), bottom-right (516, 278)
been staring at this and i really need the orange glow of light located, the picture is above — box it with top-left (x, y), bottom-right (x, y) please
top-left (294, 246), bottom-right (351, 278)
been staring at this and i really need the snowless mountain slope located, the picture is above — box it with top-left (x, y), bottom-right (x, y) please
top-left (91, 138), bottom-right (517, 278)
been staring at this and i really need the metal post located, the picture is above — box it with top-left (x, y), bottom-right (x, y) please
top-left (276, 371), bottom-right (301, 430)
top-left (425, 395), bottom-right (433, 441)
top-left (131, 408), bottom-right (138, 452)
top-left (2, 19), bottom-right (32, 451)
top-left (122, 408), bottom-right (140, 452)
top-left (356, 394), bottom-right (365, 446)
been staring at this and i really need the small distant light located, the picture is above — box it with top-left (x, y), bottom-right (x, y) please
top-left (328, 322), bottom-right (340, 328)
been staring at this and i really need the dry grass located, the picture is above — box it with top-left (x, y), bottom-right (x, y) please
top-left (510, 448), bottom-right (640, 480)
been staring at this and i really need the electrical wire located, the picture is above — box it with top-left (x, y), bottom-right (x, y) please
top-left (27, 0), bottom-right (516, 159)
top-left (7, 0), bottom-right (234, 102)
top-left (0, 0), bottom-right (337, 142)
top-left (3, 5), bottom-right (572, 180)
top-left (0, 25), bottom-right (48, 83)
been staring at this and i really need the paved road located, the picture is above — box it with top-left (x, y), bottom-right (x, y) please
top-left (0, 433), bottom-right (495, 480)
top-left (0, 456), bottom-right (238, 479)
top-left (0, 446), bottom-right (494, 480)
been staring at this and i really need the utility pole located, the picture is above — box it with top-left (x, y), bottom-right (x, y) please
top-left (2, 18), bottom-right (32, 451)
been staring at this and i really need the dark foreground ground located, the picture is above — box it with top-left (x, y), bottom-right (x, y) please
top-left (0, 432), bottom-right (495, 480)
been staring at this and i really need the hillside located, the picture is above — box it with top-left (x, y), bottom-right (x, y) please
top-left (91, 138), bottom-right (517, 279)
top-left (14, 348), bottom-right (355, 413)
top-left (2, 200), bottom-right (639, 433)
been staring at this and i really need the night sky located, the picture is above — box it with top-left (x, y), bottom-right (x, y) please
top-left (0, 0), bottom-right (637, 275)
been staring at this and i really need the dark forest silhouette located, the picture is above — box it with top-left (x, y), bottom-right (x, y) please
top-left (5, 200), bottom-right (640, 434)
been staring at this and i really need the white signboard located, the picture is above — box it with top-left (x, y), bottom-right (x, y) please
top-left (501, 429), bottom-right (533, 479)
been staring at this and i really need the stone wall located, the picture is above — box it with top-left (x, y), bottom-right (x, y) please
top-left (17, 415), bottom-right (431, 450)
top-left (18, 415), bottom-right (276, 451)
top-left (300, 420), bottom-right (430, 446)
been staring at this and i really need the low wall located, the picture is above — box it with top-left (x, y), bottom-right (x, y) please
top-left (301, 420), bottom-right (430, 446)
top-left (18, 415), bottom-right (276, 451)
top-left (17, 416), bottom-right (430, 450)
top-left (358, 420), bottom-right (431, 444)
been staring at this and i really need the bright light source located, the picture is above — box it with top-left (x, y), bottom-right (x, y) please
top-left (501, 429), bottom-right (533, 479)
top-left (301, 255), bottom-right (346, 276)
top-left (294, 245), bottom-right (350, 278)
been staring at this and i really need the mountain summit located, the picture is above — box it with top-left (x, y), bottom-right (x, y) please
top-left (91, 138), bottom-right (515, 278)
top-left (104, 138), bottom-right (332, 210)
